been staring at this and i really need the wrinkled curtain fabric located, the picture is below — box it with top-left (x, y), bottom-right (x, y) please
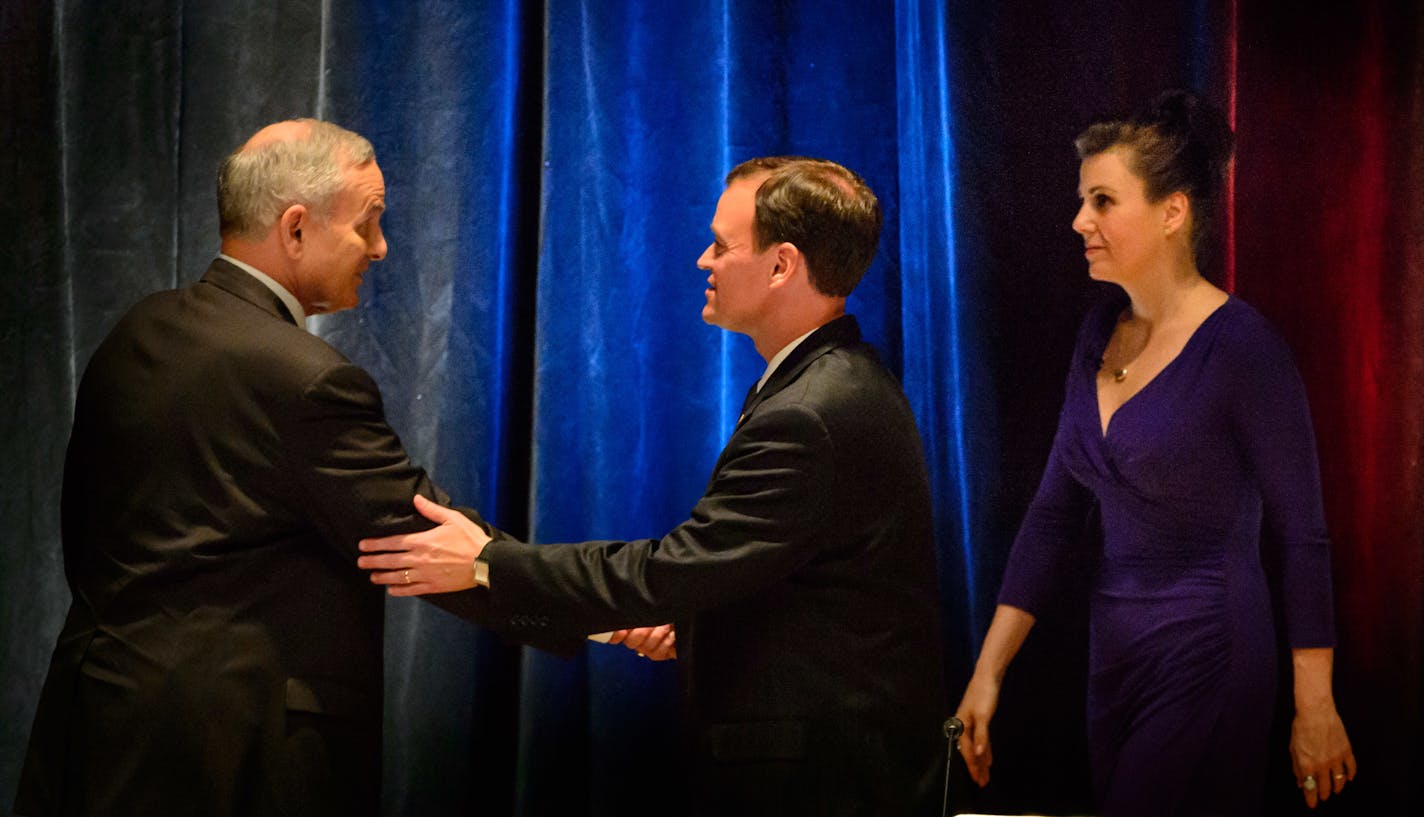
top-left (2, 1), bottom-right (1419, 815)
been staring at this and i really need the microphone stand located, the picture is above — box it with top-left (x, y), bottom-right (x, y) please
top-left (941, 716), bottom-right (964, 817)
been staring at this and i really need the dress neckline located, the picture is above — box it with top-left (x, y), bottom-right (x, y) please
top-left (1096, 295), bottom-right (1235, 438)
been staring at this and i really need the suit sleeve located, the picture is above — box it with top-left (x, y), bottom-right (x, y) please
top-left (484, 401), bottom-right (837, 634)
top-left (282, 361), bottom-right (465, 550)
top-left (281, 360), bottom-right (583, 651)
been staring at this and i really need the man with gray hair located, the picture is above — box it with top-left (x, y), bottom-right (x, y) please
top-left (14, 119), bottom-right (532, 817)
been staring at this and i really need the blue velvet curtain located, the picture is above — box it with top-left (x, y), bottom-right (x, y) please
top-left (4, 1), bottom-right (1420, 815)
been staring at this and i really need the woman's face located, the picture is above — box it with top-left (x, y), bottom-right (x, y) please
top-left (1072, 148), bottom-right (1168, 284)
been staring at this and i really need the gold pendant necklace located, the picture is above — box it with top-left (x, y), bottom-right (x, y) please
top-left (1112, 367), bottom-right (1128, 383)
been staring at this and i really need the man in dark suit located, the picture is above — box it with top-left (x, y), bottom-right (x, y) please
top-left (360, 157), bottom-right (948, 815)
top-left (15, 119), bottom-right (535, 817)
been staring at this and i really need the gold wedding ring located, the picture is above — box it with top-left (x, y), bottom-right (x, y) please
top-left (403, 569), bottom-right (411, 585)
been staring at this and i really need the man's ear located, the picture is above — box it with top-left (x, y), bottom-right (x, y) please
top-left (768, 242), bottom-right (801, 289)
top-left (278, 204), bottom-right (308, 258)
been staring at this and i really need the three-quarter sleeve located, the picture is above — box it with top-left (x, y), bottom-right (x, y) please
top-left (1227, 314), bottom-right (1336, 648)
top-left (995, 302), bottom-right (1118, 618)
top-left (996, 406), bottom-right (1095, 617)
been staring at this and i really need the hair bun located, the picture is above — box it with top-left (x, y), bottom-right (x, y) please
top-left (1141, 89), bottom-right (1198, 129)
top-left (1076, 88), bottom-right (1236, 263)
top-left (1137, 89), bottom-right (1235, 170)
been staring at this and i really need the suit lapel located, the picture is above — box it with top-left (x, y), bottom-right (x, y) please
top-left (199, 258), bottom-right (300, 327)
top-left (737, 314), bottom-right (862, 426)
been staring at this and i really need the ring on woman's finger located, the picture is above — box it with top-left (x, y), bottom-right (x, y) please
top-left (1333, 772), bottom-right (1346, 781)
top-left (1302, 775), bottom-right (1317, 791)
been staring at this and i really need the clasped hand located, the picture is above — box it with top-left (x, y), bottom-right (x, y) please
top-left (356, 496), bottom-right (678, 662)
top-left (357, 494), bottom-right (488, 596)
top-left (606, 624), bottom-right (677, 661)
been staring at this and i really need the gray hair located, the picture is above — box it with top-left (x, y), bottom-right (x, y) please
top-left (217, 119), bottom-right (375, 240)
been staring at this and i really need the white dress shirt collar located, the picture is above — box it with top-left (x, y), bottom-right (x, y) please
top-left (755, 325), bottom-right (819, 393)
top-left (218, 254), bottom-right (307, 330)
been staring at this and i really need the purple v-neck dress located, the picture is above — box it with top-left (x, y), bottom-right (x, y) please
top-left (998, 293), bottom-right (1336, 815)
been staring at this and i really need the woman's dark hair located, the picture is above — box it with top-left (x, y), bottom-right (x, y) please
top-left (1075, 90), bottom-right (1235, 260)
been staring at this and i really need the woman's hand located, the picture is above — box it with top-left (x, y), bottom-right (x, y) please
top-left (1289, 647), bottom-right (1355, 808)
top-left (1290, 698), bottom-right (1355, 808)
top-left (954, 604), bottom-right (1036, 788)
top-left (955, 672), bottom-right (1001, 787)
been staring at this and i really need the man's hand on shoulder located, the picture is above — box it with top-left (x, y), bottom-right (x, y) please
top-left (358, 494), bottom-right (491, 596)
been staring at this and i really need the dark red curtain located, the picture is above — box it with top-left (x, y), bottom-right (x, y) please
top-left (1235, 1), bottom-right (1424, 812)
top-left (949, 2), bottom-right (1423, 813)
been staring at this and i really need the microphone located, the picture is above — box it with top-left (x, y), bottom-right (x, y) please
top-left (943, 716), bottom-right (964, 741)
top-left (940, 716), bottom-right (965, 817)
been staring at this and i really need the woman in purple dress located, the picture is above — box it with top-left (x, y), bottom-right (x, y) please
top-left (953, 91), bottom-right (1356, 815)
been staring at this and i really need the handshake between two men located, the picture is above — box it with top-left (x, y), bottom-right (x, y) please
top-left (343, 156), bottom-right (948, 814)
top-left (16, 118), bottom-right (944, 817)
top-left (358, 494), bottom-right (678, 661)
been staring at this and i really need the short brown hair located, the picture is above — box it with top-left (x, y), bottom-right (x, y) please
top-left (725, 156), bottom-right (882, 298)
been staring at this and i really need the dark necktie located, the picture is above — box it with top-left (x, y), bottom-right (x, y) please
top-left (737, 380), bottom-right (760, 424)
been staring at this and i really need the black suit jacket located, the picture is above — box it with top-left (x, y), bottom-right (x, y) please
top-left (484, 315), bottom-right (948, 815)
top-left (15, 259), bottom-right (519, 817)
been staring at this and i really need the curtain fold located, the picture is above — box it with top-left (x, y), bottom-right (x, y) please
top-left (317, 3), bottom-right (549, 813)
top-left (1, 0), bottom-right (67, 805)
top-left (893, 0), bottom-right (997, 714)
top-left (3, 1), bottom-right (1420, 814)
top-left (1234, 2), bottom-right (1424, 809)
